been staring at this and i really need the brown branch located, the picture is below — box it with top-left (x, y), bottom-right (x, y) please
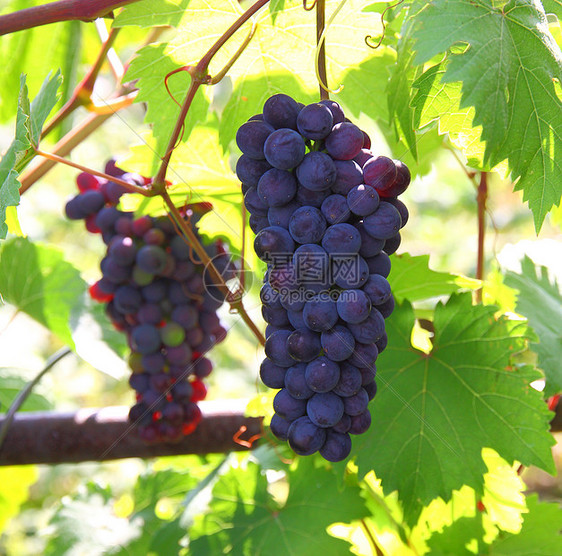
top-left (0, 400), bottom-right (262, 465)
top-left (316, 0), bottom-right (329, 100)
top-left (0, 0), bottom-right (140, 36)
top-left (475, 171), bottom-right (488, 303)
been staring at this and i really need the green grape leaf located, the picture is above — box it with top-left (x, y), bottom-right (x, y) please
top-left (390, 253), bottom-right (479, 303)
top-left (503, 255), bottom-right (562, 396)
top-left (542, 0), bottom-right (562, 19)
top-left (113, 0), bottom-right (191, 28)
top-left (0, 466), bottom-right (38, 532)
top-left (0, 71), bottom-right (61, 239)
top-left (488, 493), bottom-right (562, 555)
top-left (353, 293), bottom-right (555, 525)
top-left (189, 458), bottom-right (368, 555)
top-left (0, 237), bottom-right (86, 348)
top-left (0, 368), bottom-right (52, 412)
top-left (411, 0), bottom-right (562, 231)
top-left (122, 43), bottom-right (210, 171)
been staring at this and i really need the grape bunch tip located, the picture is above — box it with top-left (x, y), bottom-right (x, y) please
top-left (237, 93), bottom-right (410, 462)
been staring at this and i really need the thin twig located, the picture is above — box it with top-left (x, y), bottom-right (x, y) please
top-left (154, 0), bottom-right (271, 187)
top-left (42, 26), bottom-right (121, 138)
top-left (0, 347), bottom-right (71, 452)
top-left (475, 172), bottom-right (488, 303)
top-left (316, 0), bottom-right (329, 100)
top-left (34, 149), bottom-right (155, 196)
top-left (161, 190), bottom-right (266, 347)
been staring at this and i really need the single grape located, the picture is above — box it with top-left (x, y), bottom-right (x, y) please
top-left (287, 416), bottom-right (327, 455)
top-left (348, 342), bottom-right (379, 368)
top-left (347, 184), bottom-right (380, 216)
top-left (336, 289), bottom-right (372, 324)
top-left (292, 243), bottom-right (331, 287)
top-left (363, 202), bottom-right (402, 240)
top-left (236, 120), bottom-right (275, 159)
top-left (333, 413), bottom-right (352, 434)
top-left (384, 233), bottom-right (401, 255)
top-left (270, 413), bottom-right (292, 440)
top-left (264, 128), bottom-right (306, 170)
top-left (363, 156), bottom-right (397, 191)
top-left (321, 194), bottom-right (351, 225)
top-left (302, 295), bottom-right (338, 332)
top-left (131, 323), bottom-right (161, 355)
top-left (257, 168), bottom-right (297, 207)
top-left (362, 274), bottom-right (392, 305)
top-left (325, 122), bottom-right (364, 160)
top-left (365, 252), bottom-right (391, 277)
top-left (307, 392), bottom-right (344, 428)
top-left (262, 305), bottom-right (290, 327)
top-left (273, 388), bottom-right (307, 420)
top-left (254, 226), bottom-right (296, 262)
top-left (288, 206), bottom-right (326, 244)
top-left (321, 325), bottom-right (356, 362)
top-left (136, 244), bottom-right (168, 275)
top-left (319, 430), bottom-right (352, 462)
top-left (287, 328), bottom-right (322, 362)
top-left (353, 148), bottom-right (373, 168)
top-left (375, 295), bottom-right (395, 319)
top-left (260, 358), bottom-right (287, 389)
top-left (332, 255), bottom-right (369, 289)
top-left (296, 103), bottom-right (334, 140)
top-left (296, 152), bottom-right (337, 191)
top-left (249, 214), bottom-right (269, 234)
top-left (305, 356), bottom-right (340, 393)
top-left (333, 362), bottom-right (362, 397)
top-left (347, 309), bottom-right (386, 344)
top-left (287, 309), bottom-right (306, 329)
top-left (285, 363), bottom-right (315, 399)
top-left (113, 285), bottom-right (142, 314)
top-left (263, 93), bottom-right (300, 129)
top-left (348, 409), bottom-right (372, 435)
top-left (386, 197), bottom-right (409, 227)
top-left (244, 186), bottom-right (268, 215)
top-left (379, 159), bottom-right (411, 197)
top-left (160, 322), bottom-right (186, 347)
top-left (236, 154), bottom-right (272, 187)
top-left (77, 189), bottom-right (106, 215)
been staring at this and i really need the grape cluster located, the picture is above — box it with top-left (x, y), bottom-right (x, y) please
top-left (236, 94), bottom-right (410, 462)
top-left (65, 161), bottom-right (229, 442)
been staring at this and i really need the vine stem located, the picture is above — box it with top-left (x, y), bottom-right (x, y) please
top-left (35, 149), bottom-right (155, 196)
top-left (154, 0), bottom-right (271, 187)
top-left (0, 0), bottom-right (140, 35)
top-left (161, 189), bottom-right (266, 347)
top-left (0, 347), bottom-right (71, 452)
top-left (316, 0), bottom-right (329, 100)
top-left (475, 171), bottom-right (488, 303)
top-left (42, 26), bottom-right (121, 138)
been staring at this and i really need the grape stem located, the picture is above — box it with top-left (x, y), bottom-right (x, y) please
top-left (34, 149), bottom-right (156, 196)
top-left (161, 189), bottom-right (266, 347)
top-left (0, 0), bottom-right (141, 35)
top-left (316, 0), bottom-right (329, 100)
top-left (475, 171), bottom-right (488, 303)
top-left (153, 0), bottom-right (271, 188)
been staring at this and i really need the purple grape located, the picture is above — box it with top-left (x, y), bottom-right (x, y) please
top-left (287, 416), bottom-right (327, 455)
top-left (254, 226), bottom-right (296, 262)
top-left (287, 328), bottom-right (322, 362)
top-left (365, 252), bottom-right (391, 277)
top-left (347, 309), bottom-right (386, 344)
top-left (347, 184), bottom-right (380, 216)
top-left (296, 152), bottom-right (337, 191)
top-left (288, 206), bottom-right (326, 244)
top-left (319, 99), bottom-right (345, 124)
top-left (321, 223), bottom-right (361, 255)
top-left (321, 194), bottom-right (351, 225)
top-left (336, 289), bottom-right (372, 324)
top-left (296, 103), bottom-right (333, 140)
top-left (320, 325), bottom-right (355, 362)
top-left (363, 202), bottom-right (402, 240)
top-left (319, 430), bottom-right (352, 462)
top-left (325, 122), bottom-right (364, 160)
top-left (302, 295), bottom-right (338, 332)
top-left (236, 154), bottom-right (272, 187)
top-left (331, 159), bottom-right (364, 195)
top-left (263, 93), bottom-right (300, 130)
top-left (131, 324), bottom-right (161, 355)
top-left (257, 168), bottom-right (297, 207)
top-left (236, 120), bottom-right (275, 159)
top-left (273, 388), bottom-right (307, 420)
top-left (264, 129), bottom-right (306, 170)
top-left (136, 244), bottom-right (168, 274)
top-left (265, 329), bottom-right (294, 367)
top-left (304, 356), bottom-right (340, 393)
top-left (270, 413), bottom-right (292, 441)
top-left (363, 275), bottom-right (392, 305)
top-left (284, 363), bottom-right (315, 399)
top-left (260, 358), bottom-right (287, 389)
top-left (307, 392), bottom-right (344, 428)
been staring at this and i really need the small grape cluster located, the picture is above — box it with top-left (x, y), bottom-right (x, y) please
top-left (65, 161), bottom-right (228, 442)
top-left (236, 94), bottom-right (410, 462)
